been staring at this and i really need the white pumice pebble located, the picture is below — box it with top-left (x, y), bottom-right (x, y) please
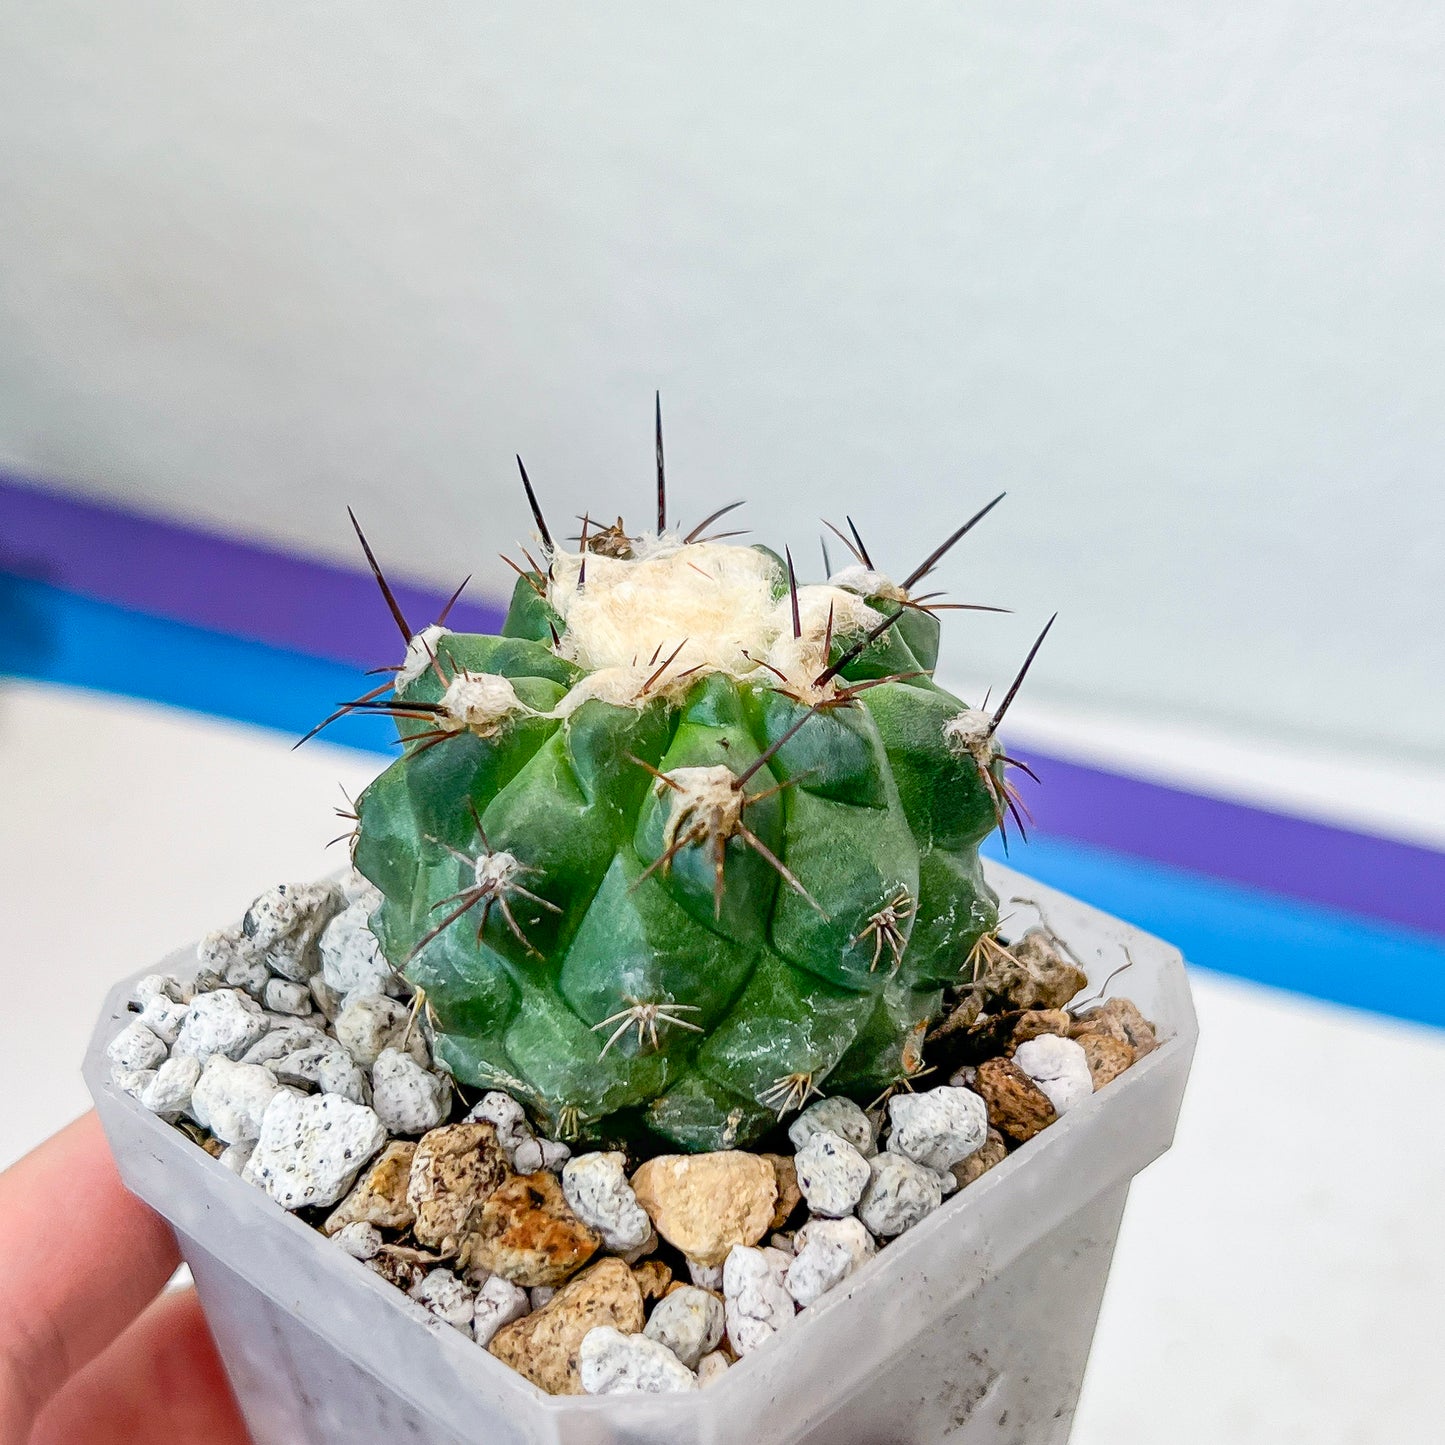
top-left (472, 1274), bottom-right (531, 1346)
top-left (190, 1057), bottom-right (287, 1144)
top-left (370, 1049), bottom-right (449, 1136)
top-left (1013, 1035), bottom-right (1094, 1115)
top-left (409, 1268), bottom-right (475, 1333)
top-left (138, 1053), bottom-right (202, 1121)
top-left (268, 1041), bottom-right (370, 1105)
top-left (224, 952), bottom-right (272, 1000)
top-left (218, 1139), bottom-right (255, 1174)
top-left (786, 1217), bottom-right (876, 1306)
top-left (686, 1258), bottom-right (724, 1291)
top-left (264, 978), bottom-right (313, 1016)
top-left (788, 1096), bottom-right (877, 1156)
top-left (108, 1019), bottom-right (168, 1072)
top-left (948, 1065), bottom-right (976, 1088)
top-left (580, 1325), bottom-right (699, 1395)
top-left (857, 1152), bottom-right (944, 1238)
top-left (319, 897), bottom-right (397, 1000)
top-left (112, 1066), bottom-right (155, 1100)
top-left (722, 1244), bottom-right (796, 1355)
top-left (334, 995), bottom-right (427, 1068)
top-left (562, 1152), bottom-right (653, 1254)
top-left (643, 1285), bottom-right (725, 1368)
top-left (769, 1232), bottom-right (796, 1255)
top-left (537, 1137), bottom-right (572, 1172)
top-left (795, 1216), bottom-right (876, 1271)
top-left (241, 1023), bottom-right (329, 1066)
top-left (885, 1086), bottom-right (989, 1172)
top-left (793, 1130), bottom-right (871, 1218)
top-left (332, 1221), bottom-right (384, 1261)
top-left (697, 1351), bottom-right (730, 1385)
top-left (529, 1285), bottom-right (556, 1310)
top-left (243, 1090), bottom-right (386, 1210)
top-left (192, 967), bottom-right (225, 994)
top-left (511, 1137), bottom-right (544, 1173)
top-left (172, 989), bottom-right (270, 1065)
top-left (241, 880), bottom-right (342, 982)
top-left (138, 995), bottom-right (189, 1047)
top-left (464, 1091), bottom-right (532, 1156)
top-left (133, 974), bottom-right (186, 1007)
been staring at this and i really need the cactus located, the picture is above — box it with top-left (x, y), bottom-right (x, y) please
top-left (330, 422), bottom-right (1050, 1151)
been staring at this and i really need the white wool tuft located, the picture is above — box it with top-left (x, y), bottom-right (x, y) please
top-left (548, 542), bottom-right (783, 678)
top-left (439, 672), bottom-right (529, 736)
top-left (396, 624), bottom-right (450, 688)
top-left (942, 708), bottom-right (995, 760)
top-left (828, 565), bottom-right (906, 603)
top-left (763, 585), bottom-right (879, 699)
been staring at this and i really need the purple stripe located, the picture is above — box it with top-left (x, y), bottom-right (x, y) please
top-left (1009, 750), bottom-right (1444, 940)
top-left (1, 474), bottom-right (506, 668)
top-left (5, 473), bottom-right (1443, 938)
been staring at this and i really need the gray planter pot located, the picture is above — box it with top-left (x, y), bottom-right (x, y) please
top-left (86, 860), bottom-right (1196, 1444)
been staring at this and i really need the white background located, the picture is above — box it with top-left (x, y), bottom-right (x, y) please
top-left (1, 3), bottom-right (1440, 762)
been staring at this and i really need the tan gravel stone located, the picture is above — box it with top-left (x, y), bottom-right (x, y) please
top-left (407, 1123), bottom-right (510, 1254)
top-left (324, 1140), bottom-right (417, 1235)
top-left (462, 1171), bottom-right (601, 1287)
top-left (631, 1151), bottom-right (778, 1268)
top-left (1077, 1031), bottom-right (1136, 1089)
top-left (488, 1256), bottom-right (645, 1395)
top-left (763, 1153), bottom-right (802, 1231)
top-left (1071, 997), bottom-right (1158, 1056)
top-left (951, 1128), bottom-right (1009, 1188)
top-left (990, 930), bottom-right (1088, 1012)
top-left (973, 1057), bottom-right (1057, 1143)
top-left (633, 1259), bottom-right (674, 1302)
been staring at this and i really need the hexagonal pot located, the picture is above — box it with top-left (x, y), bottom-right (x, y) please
top-left (85, 860), bottom-right (1196, 1445)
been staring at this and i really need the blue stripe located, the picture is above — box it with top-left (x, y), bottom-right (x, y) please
top-left (981, 834), bottom-right (1445, 1032)
top-left (7, 574), bottom-right (1443, 1031)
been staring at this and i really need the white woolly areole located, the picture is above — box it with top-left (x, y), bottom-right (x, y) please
top-left (828, 564), bottom-right (906, 603)
top-left (763, 584), bottom-right (879, 703)
top-left (396, 623), bottom-right (449, 688)
top-left (661, 765), bottom-right (746, 851)
top-left (438, 672), bottom-right (529, 736)
top-left (472, 849), bottom-right (528, 894)
top-left (942, 707), bottom-right (996, 761)
top-left (548, 541), bottom-right (781, 679)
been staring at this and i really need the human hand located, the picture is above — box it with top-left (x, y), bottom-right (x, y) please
top-left (0, 1112), bottom-right (250, 1444)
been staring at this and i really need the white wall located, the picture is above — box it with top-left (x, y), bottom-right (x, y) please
top-left (2, 2), bottom-right (1440, 761)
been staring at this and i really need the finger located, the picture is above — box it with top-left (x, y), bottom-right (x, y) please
top-left (30, 1288), bottom-right (250, 1445)
top-left (0, 1112), bottom-right (179, 1441)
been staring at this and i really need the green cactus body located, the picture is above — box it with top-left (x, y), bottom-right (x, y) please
top-left (352, 531), bottom-right (1009, 1150)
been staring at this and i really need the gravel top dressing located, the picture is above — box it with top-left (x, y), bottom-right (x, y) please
top-left (108, 870), bottom-right (1157, 1397)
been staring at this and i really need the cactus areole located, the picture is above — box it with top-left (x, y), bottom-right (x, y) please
top-left (345, 469), bottom-right (1046, 1152)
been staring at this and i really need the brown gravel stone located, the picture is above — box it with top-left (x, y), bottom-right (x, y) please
top-left (763, 1153), bottom-right (802, 1231)
top-left (462, 1171), bottom-right (601, 1287)
top-left (1071, 997), bottom-right (1158, 1056)
top-left (1077, 1031), bottom-right (1136, 1089)
top-left (633, 1259), bottom-right (674, 1302)
top-left (973, 1056), bottom-right (1058, 1143)
top-left (487, 1256), bottom-right (645, 1395)
top-left (951, 1128), bottom-right (1009, 1189)
top-left (368, 1249), bottom-right (426, 1292)
top-left (324, 1140), bottom-right (417, 1235)
top-left (631, 1151), bottom-right (777, 1267)
top-left (407, 1123), bottom-right (510, 1254)
top-left (990, 929), bottom-right (1089, 1012)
